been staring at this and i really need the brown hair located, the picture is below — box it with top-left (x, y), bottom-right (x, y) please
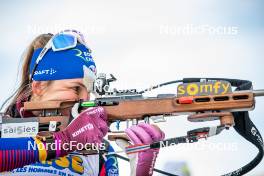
top-left (4, 33), bottom-right (53, 116)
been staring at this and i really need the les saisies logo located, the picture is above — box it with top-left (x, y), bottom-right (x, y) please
top-left (3, 125), bottom-right (37, 134)
top-left (2, 122), bottom-right (38, 138)
top-left (177, 81), bottom-right (232, 97)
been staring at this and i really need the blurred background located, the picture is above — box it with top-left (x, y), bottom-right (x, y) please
top-left (0, 0), bottom-right (263, 175)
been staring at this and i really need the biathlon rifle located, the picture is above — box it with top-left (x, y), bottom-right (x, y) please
top-left (22, 75), bottom-right (264, 176)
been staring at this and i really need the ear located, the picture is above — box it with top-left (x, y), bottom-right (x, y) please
top-left (31, 81), bottom-right (46, 96)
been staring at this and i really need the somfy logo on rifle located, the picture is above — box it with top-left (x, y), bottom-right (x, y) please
top-left (177, 81), bottom-right (232, 97)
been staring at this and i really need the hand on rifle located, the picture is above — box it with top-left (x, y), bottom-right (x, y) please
top-left (116, 123), bottom-right (165, 176)
top-left (53, 107), bottom-right (108, 156)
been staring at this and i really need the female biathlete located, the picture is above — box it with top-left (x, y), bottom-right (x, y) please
top-left (0, 30), bottom-right (165, 176)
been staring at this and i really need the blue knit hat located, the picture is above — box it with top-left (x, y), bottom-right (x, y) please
top-left (29, 44), bottom-right (96, 81)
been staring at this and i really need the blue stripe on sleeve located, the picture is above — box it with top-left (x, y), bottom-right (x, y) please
top-left (0, 137), bottom-right (36, 150)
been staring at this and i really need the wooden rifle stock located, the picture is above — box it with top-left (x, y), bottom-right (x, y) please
top-left (23, 91), bottom-right (254, 126)
top-left (104, 91), bottom-right (254, 121)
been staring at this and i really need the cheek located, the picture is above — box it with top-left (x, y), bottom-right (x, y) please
top-left (42, 91), bottom-right (79, 101)
top-left (41, 86), bottom-right (89, 101)
top-left (62, 92), bottom-right (80, 100)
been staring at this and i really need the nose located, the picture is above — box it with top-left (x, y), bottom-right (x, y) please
top-left (79, 90), bottom-right (90, 100)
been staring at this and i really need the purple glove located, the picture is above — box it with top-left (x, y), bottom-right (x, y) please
top-left (125, 123), bottom-right (165, 176)
top-left (54, 107), bottom-right (108, 156)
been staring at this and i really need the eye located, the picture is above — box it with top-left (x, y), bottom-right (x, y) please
top-left (72, 86), bottom-right (80, 92)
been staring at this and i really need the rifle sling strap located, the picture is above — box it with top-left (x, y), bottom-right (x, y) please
top-left (224, 80), bottom-right (263, 176)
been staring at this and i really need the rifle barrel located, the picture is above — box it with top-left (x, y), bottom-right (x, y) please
top-left (253, 89), bottom-right (264, 97)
